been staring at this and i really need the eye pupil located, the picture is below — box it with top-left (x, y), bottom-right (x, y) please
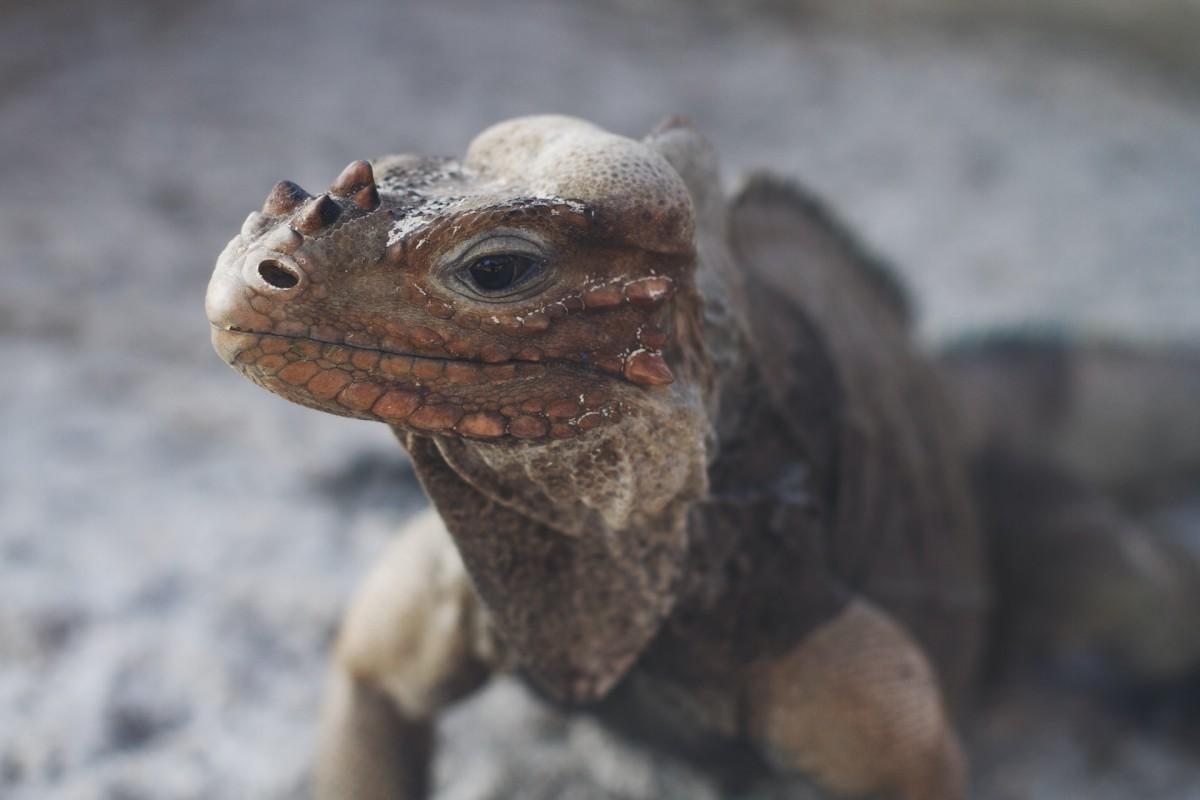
top-left (468, 255), bottom-right (533, 292)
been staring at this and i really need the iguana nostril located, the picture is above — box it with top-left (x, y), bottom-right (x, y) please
top-left (258, 259), bottom-right (300, 289)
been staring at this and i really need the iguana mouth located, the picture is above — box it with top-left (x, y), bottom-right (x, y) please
top-left (211, 324), bottom-right (623, 441)
top-left (215, 322), bottom-right (563, 371)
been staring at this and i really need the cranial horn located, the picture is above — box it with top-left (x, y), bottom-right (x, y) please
top-left (351, 183), bottom-right (380, 211)
top-left (331, 160), bottom-right (375, 197)
top-left (293, 194), bottom-right (342, 234)
top-left (262, 180), bottom-right (311, 215)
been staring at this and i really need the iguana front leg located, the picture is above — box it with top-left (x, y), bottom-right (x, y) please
top-left (318, 671), bottom-right (433, 799)
top-left (746, 599), bottom-right (966, 800)
top-left (316, 509), bottom-right (496, 800)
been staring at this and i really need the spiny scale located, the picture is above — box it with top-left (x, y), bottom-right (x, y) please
top-left (331, 159), bottom-right (375, 196)
top-left (351, 183), bottom-right (380, 211)
top-left (262, 180), bottom-right (311, 215)
top-left (294, 194), bottom-right (342, 234)
top-left (624, 351), bottom-right (675, 386)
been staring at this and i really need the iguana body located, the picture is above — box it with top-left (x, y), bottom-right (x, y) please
top-left (205, 115), bottom-right (1199, 799)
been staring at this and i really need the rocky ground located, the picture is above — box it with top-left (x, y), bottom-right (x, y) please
top-left (1, 1), bottom-right (1198, 798)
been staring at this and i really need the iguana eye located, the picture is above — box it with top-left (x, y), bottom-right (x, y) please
top-left (464, 254), bottom-right (539, 294)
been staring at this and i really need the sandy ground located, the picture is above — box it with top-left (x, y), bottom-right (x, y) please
top-left (2, 1), bottom-right (1199, 798)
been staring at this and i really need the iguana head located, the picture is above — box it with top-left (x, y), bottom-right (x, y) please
top-left (207, 115), bottom-right (705, 444)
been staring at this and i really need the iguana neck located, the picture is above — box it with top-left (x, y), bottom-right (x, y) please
top-left (391, 125), bottom-right (755, 703)
top-left (397, 381), bottom-right (709, 701)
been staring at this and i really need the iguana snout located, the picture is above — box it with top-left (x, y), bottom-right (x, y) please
top-left (207, 116), bottom-right (702, 442)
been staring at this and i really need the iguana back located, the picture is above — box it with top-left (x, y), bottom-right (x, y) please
top-left (728, 173), bottom-right (989, 702)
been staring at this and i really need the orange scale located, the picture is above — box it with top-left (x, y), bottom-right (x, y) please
top-left (337, 382), bottom-right (384, 413)
top-left (351, 350), bottom-right (380, 370)
top-left (380, 355), bottom-right (414, 377)
top-left (307, 370), bottom-right (352, 401)
top-left (278, 361), bottom-right (320, 385)
top-left (256, 355), bottom-right (287, 374)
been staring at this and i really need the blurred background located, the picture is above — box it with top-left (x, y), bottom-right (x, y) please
top-left (2, 0), bottom-right (1198, 798)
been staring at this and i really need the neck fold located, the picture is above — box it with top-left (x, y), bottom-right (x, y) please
top-left (397, 385), bottom-right (708, 701)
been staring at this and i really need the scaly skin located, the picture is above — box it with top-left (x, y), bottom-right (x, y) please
top-left (208, 115), bottom-right (983, 800)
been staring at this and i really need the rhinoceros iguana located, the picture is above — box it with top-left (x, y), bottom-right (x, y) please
top-left (205, 114), bottom-right (1200, 799)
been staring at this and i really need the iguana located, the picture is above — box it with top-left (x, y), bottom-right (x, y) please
top-left (205, 115), bottom-right (1200, 799)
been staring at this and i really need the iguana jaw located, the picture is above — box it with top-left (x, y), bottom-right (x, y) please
top-left (210, 324), bottom-right (631, 441)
